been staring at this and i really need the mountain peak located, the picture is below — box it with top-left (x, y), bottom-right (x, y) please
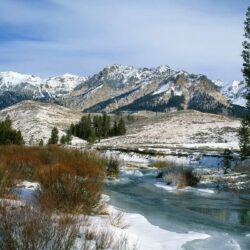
top-left (0, 71), bottom-right (86, 107)
top-left (61, 73), bottom-right (82, 78)
top-left (155, 65), bottom-right (171, 73)
top-left (0, 66), bottom-right (246, 114)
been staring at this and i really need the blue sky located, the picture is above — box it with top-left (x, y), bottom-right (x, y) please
top-left (0, 0), bottom-right (249, 81)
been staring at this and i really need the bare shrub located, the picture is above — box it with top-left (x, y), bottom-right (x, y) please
top-left (94, 229), bottom-right (136, 250)
top-left (235, 159), bottom-right (250, 174)
top-left (109, 211), bottom-right (129, 229)
top-left (163, 166), bottom-right (199, 188)
top-left (0, 146), bottom-right (105, 214)
top-left (0, 205), bottom-right (79, 250)
top-left (0, 164), bottom-right (13, 198)
top-left (95, 228), bottom-right (115, 249)
top-left (105, 156), bottom-right (120, 177)
top-left (36, 166), bottom-right (103, 214)
top-left (94, 199), bottom-right (109, 215)
top-left (151, 160), bottom-right (178, 169)
top-left (112, 233), bottom-right (132, 250)
top-left (84, 226), bottom-right (96, 241)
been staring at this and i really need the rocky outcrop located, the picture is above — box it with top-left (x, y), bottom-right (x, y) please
top-left (0, 65), bottom-right (247, 116)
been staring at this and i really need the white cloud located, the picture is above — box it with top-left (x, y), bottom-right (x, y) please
top-left (0, 0), bottom-right (247, 80)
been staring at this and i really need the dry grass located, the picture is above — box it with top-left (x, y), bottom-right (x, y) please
top-left (235, 159), bottom-right (250, 174)
top-left (109, 211), bottom-right (129, 229)
top-left (163, 166), bottom-right (199, 188)
top-left (0, 146), bottom-right (135, 250)
top-left (95, 228), bottom-right (115, 249)
top-left (151, 160), bottom-right (178, 169)
top-left (0, 205), bottom-right (79, 250)
top-left (94, 228), bottom-right (132, 250)
top-left (105, 156), bottom-right (121, 177)
top-left (0, 145), bottom-right (105, 213)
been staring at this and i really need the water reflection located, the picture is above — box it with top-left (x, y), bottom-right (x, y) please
top-left (238, 209), bottom-right (249, 226)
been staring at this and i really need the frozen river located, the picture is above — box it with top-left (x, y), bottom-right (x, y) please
top-left (105, 168), bottom-right (250, 250)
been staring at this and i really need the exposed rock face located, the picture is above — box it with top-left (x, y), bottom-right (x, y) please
top-left (213, 80), bottom-right (247, 107)
top-left (0, 65), bottom-right (247, 116)
top-left (64, 64), bottom-right (244, 116)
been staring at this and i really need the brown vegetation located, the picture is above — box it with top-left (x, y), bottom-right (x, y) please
top-left (0, 145), bottom-right (105, 213)
top-left (109, 211), bottom-right (129, 229)
top-left (162, 166), bottom-right (199, 188)
top-left (0, 205), bottom-right (79, 250)
top-left (151, 160), bottom-right (178, 169)
top-left (0, 146), bottom-right (136, 249)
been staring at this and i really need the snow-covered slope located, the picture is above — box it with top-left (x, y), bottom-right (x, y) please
top-left (0, 101), bottom-right (84, 144)
top-left (0, 71), bottom-right (87, 109)
top-left (0, 71), bottom-right (86, 95)
top-left (0, 66), bottom-right (247, 116)
top-left (96, 110), bottom-right (241, 152)
top-left (62, 64), bottom-right (177, 112)
top-left (63, 64), bottom-right (246, 117)
top-left (214, 80), bottom-right (247, 107)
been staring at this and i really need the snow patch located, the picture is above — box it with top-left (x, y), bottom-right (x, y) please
top-left (15, 181), bottom-right (41, 203)
top-left (109, 205), bottom-right (210, 250)
top-left (153, 84), bottom-right (170, 95)
top-left (214, 79), bottom-right (247, 107)
top-left (155, 182), bottom-right (215, 194)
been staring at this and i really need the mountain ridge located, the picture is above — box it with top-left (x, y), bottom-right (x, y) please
top-left (0, 65), bottom-right (247, 116)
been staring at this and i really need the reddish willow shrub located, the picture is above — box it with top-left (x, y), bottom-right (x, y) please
top-left (0, 146), bottom-right (105, 213)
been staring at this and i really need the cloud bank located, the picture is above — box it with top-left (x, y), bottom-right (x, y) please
top-left (0, 0), bottom-right (248, 80)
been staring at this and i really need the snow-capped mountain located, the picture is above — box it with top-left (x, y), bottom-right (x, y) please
top-left (0, 71), bottom-right (87, 109)
top-left (62, 64), bottom-right (246, 116)
top-left (213, 80), bottom-right (247, 107)
top-left (0, 65), bottom-right (247, 117)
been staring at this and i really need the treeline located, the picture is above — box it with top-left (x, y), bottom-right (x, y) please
top-left (0, 116), bottom-right (24, 145)
top-left (68, 114), bottom-right (126, 143)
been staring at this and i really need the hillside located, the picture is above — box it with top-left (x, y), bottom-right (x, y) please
top-left (0, 102), bottom-right (241, 153)
top-left (96, 110), bottom-right (241, 154)
top-left (0, 101), bottom-right (83, 144)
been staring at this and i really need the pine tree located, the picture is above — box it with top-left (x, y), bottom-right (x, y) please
top-left (16, 130), bottom-right (24, 145)
top-left (239, 7), bottom-right (250, 158)
top-left (87, 127), bottom-right (96, 143)
top-left (39, 139), bottom-right (44, 147)
top-left (0, 116), bottom-right (25, 145)
top-left (242, 6), bottom-right (250, 109)
top-left (222, 149), bottom-right (232, 174)
top-left (48, 127), bottom-right (59, 145)
top-left (93, 115), bottom-right (102, 142)
top-left (5, 115), bottom-right (12, 129)
top-left (66, 130), bottom-right (72, 144)
top-left (60, 135), bottom-right (67, 144)
top-left (239, 117), bottom-right (250, 158)
top-left (102, 113), bottom-right (111, 138)
top-left (118, 117), bottom-right (126, 135)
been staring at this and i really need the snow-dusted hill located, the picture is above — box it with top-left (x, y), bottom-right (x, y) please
top-left (0, 101), bottom-right (84, 145)
top-left (96, 110), bottom-right (241, 153)
top-left (0, 101), bottom-right (241, 153)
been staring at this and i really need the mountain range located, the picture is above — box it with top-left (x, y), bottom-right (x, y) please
top-left (0, 65), bottom-right (247, 116)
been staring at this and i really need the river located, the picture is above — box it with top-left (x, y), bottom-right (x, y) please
top-left (105, 168), bottom-right (250, 250)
